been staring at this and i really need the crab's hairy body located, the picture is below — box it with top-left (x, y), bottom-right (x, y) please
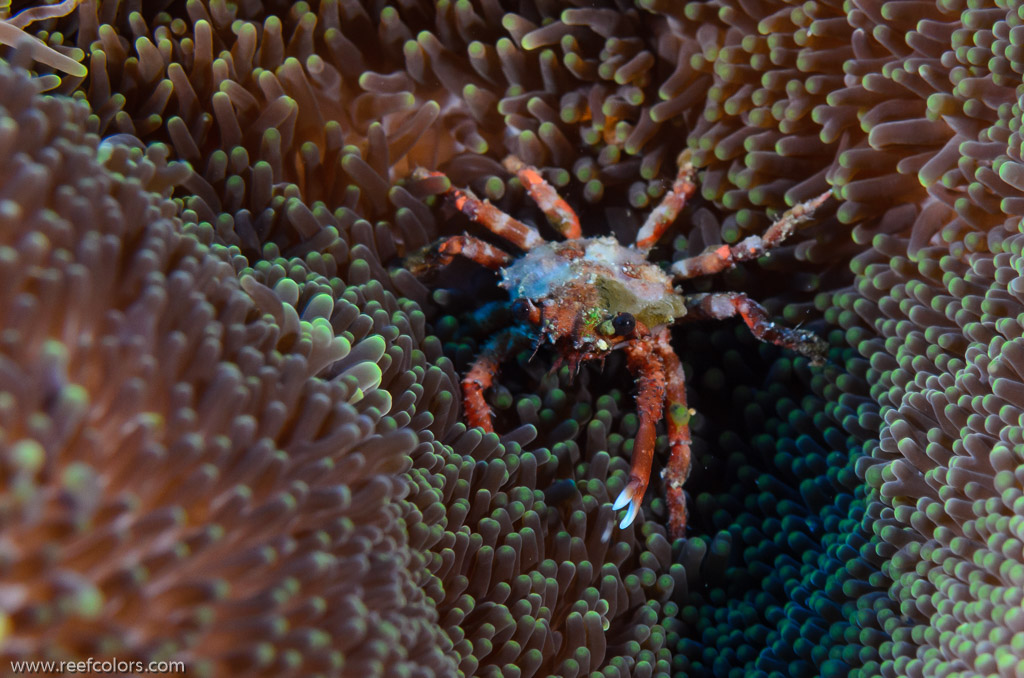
top-left (412, 154), bottom-right (830, 540)
top-left (501, 237), bottom-right (686, 355)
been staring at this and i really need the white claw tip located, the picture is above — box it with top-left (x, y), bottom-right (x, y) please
top-left (618, 501), bottom-right (639, 530)
top-left (612, 485), bottom-right (633, 511)
top-left (613, 483), bottom-right (640, 529)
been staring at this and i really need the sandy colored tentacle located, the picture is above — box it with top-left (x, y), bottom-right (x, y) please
top-left (7, 0), bottom-right (85, 28)
top-left (0, 22), bottom-right (87, 77)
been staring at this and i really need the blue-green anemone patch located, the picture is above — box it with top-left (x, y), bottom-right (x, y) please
top-left (838, 226), bottom-right (1024, 675)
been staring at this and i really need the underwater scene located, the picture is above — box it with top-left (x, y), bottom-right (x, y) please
top-left (1, 1), bottom-right (1023, 677)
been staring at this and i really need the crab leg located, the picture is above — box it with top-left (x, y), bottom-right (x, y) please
top-left (462, 327), bottom-right (532, 431)
top-left (503, 156), bottom-right (582, 239)
top-left (635, 149), bottom-right (697, 250)
top-left (683, 292), bottom-right (829, 366)
top-left (652, 329), bottom-right (693, 540)
top-left (671, 190), bottom-right (831, 279)
top-left (407, 234), bottom-right (513, 277)
top-left (613, 334), bottom-right (666, 530)
top-left (414, 168), bottom-right (546, 250)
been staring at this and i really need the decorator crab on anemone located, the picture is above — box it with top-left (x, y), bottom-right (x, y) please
top-left (411, 152), bottom-right (831, 540)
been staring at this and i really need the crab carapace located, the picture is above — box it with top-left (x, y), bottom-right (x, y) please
top-left (411, 152), bottom-right (829, 539)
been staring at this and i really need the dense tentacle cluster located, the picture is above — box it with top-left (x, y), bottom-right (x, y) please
top-left (638, 0), bottom-right (1022, 264)
top-left (0, 60), bottom-right (456, 674)
top-left (835, 231), bottom-right (1024, 676)
top-left (12, 0), bottom-right (721, 246)
top-left (0, 8), bottom-right (688, 674)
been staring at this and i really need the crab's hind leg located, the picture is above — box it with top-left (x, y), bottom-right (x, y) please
top-left (406, 234), bottom-right (513, 277)
top-left (463, 327), bottom-right (532, 431)
top-left (414, 168), bottom-right (546, 250)
top-left (635, 149), bottom-right (698, 250)
top-left (613, 335), bottom-right (667, 530)
top-left (684, 292), bottom-right (828, 365)
top-left (503, 156), bottom-right (581, 239)
top-left (652, 329), bottom-right (693, 540)
top-left (671, 190), bottom-right (831, 279)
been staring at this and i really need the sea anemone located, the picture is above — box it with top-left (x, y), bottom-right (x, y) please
top-left (5, 0), bottom-right (1024, 675)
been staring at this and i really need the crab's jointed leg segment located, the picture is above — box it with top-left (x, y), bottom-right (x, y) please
top-left (684, 292), bottom-right (829, 366)
top-left (760, 190), bottom-right (831, 247)
top-left (635, 149), bottom-right (697, 250)
top-left (671, 190), bottom-right (832, 279)
top-left (462, 328), bottom-right (532, 431)
top-left (435, 235), bottom-right (513, 269)
top-left (503, 156), bottom-right (582, 239)
top-left (653, 329), bottom-right (693, 540)
top-left (405, 234), bottom-right (513, 278)
top-left (414, 168), bottom-right (546, 250)
top-left (613, 333), bottom-right (666, 530)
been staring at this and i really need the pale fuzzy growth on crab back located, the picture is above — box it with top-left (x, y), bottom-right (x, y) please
top-left (500, 236), bottom-right (687, 332)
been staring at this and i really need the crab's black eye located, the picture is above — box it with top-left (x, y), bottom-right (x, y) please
top-left (612, 312), bottom-right (635, 335)
top-left (511, 298), bottom-right (533, 323)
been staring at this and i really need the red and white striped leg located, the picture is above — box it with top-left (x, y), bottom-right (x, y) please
top-left (683, 292), bottom-right (828, 366)
top-left (613, 334), bottom-right (667, 530)
top-left (503, 156), bottom-right (581, 239)
top-left (635, 149), bottom-right (697, 250)
top-left (652, 328), bottom-right (693, 540)
top-left (671, 190), bottom-right (831, 279)
top-left (462, 328), bottom-right (531, 431)
top-left (414, 168), bottom-right (546, 250)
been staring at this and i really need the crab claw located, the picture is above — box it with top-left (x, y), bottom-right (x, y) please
top-left (612, 477), bottom-right (646, 529)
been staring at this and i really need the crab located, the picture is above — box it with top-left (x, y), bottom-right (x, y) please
top-left (411, 152), bottom-right (830, 540)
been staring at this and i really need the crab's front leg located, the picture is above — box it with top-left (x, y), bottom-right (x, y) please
top-left (613, 332), bottom-right (667, 530)
top-left (652, 328), bottom-right (693, 540)
top-left (462, 327), bottom-right (532, 431)
top-left (634, 149), bottom-right (697, 250)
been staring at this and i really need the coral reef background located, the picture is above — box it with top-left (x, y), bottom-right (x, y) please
top-left (1, 0), bottom-right (1023, 676)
